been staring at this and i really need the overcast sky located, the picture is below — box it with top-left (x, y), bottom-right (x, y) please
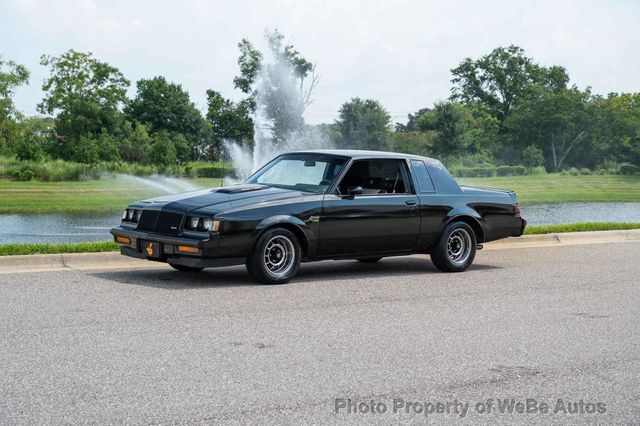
top-left (2, 0), bottom-right (639, 124)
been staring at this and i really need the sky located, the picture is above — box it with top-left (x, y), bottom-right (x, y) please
top-left (1, 0), bottom-right (639, 125)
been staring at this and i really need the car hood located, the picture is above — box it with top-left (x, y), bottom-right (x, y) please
top-left (130, 184), bottom-right (310, 214)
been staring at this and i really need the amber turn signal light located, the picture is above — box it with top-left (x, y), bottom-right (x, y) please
top-left (115, 236), bottom-right (131, 244)
top-left (177, 245), bottom-right (200, 254)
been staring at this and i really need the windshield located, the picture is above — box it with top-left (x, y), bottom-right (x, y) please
top-left (246, 154), bottom-right (348, 193)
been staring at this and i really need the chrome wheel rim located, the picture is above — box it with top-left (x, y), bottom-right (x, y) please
top-left (447, 228), bottom-right (472, 265)
top-left (263, 235), bottom-right (296, 278)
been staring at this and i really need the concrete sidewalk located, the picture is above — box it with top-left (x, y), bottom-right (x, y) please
top-left (1, 229), bottom-right (639, 274)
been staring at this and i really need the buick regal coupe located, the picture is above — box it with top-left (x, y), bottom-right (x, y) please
top-left (111, 150), bottom-right (526, 283)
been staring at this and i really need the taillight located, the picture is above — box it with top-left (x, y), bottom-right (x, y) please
top-left (514, 203), bottom-right (521, 217)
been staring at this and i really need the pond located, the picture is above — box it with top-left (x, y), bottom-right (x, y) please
top-left (1, 202), bottom-right (639, 244)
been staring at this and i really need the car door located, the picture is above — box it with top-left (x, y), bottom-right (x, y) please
top-left (317, 158), bottom-right (420, 257)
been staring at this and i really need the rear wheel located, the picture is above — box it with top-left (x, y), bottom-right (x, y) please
top-left (356, 257), bottom-right (382, 263)
top-left (246, 228), bottom-right (301, 284)
top-left (169, 263), bottom-right (204, 272)
top-left (430, 222), bottom-right (476, 272)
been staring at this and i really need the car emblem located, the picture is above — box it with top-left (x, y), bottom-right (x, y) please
top-left (146, 243), bottom-right (154, 256)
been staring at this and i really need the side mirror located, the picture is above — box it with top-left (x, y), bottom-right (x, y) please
top-left (347, 186), bottom-right (363, 196)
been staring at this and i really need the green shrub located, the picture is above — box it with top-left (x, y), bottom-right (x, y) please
top-left (450, 166), bottom-right (496, 178)
top-left (194, 163), bottom-right (234, 178)
top-left (620, 164), bottom-right (640, 175)
top-left (567, 167), bottom-right (580, 176)
top-left (14, 136), bottom-right (45, 161)
top-left (8, 165), bottom-right (36, 181)
top-left (579, 167), bottom-right (592, 175)
top-left (528, 166), bottom-right (547, 175)
top-left (496, 165), bottom-right (527, 176)
top-left (522, 145), bottom-right (544, 167)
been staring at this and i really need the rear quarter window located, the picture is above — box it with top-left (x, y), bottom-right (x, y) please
top-left (410, 160), bottom-right (436, 193)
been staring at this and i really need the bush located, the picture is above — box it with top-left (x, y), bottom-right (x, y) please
top-left (72, 136), bottom-right (100, 164)
top-left (579, 167), bottom-right (592, 175)
top-left (496, 165), bottom-right (527, 176)
top-left (620, 164), bottom-right (640, 175)
top-left (8, 165), bottom-right (36, 181)
top-left (522, 145), bottom-right (544, 167)
top-left (193, 162), bottom-right (235, 178)
top-left (96, 131), bottom-right (121, 162)
top-left (528, 166), bottom-right (547, 175)
top-left (567, 167), bottom-right (580, 176)
top-left (14, 136), bottom-right (45, 161)
top-left (450, 166), bottom-right (496, 177)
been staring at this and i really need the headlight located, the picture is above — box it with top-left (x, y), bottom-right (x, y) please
top-left (123, 208), bottom-right (140, 223)
top-left (186, 216), bottom-right (220, 232)
top-left (202, 218), bottom-right (221, 232)
top-left (189, 217), bottom-right (201, 229)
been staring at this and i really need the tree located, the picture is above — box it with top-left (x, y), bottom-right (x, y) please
top-left (148, 131), bottom-right (177, 166)
top-left (0, 56), bottom-right (30, 118)
top-left (233, 29), bottom-right (318, 144)
top-left (125, 76), bottom-right (205, 156)
top-left (590, 92), bottom-right (640, 166)
top-left (39, 50), bottom-right (129, 146)
top-left (233, 39), bottom-right (263, 112)
top-left (0, 56), bottom-right (30, 153)
top-left (522, 144), bottom-right (544, 167)
top-left (117, 121), bottom-right (151, 163)
top-left (206, 89), bottom-right (253, 148)
top-left (506, 86), bottom-right (593, 171)
top-left (335, 98), bottom-right (391, 150)
top-left (13, 117), bottom-right (54, 161)
top-left (400, 102), bottom-right (499, 159)
top-left (450, 45), bottom-right (569, 122)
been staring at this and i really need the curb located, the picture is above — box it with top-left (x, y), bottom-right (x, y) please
top-left (1, 229), bottom-right (639, 274)
top-left (0, 251), bottom-right (167, 274)
top-left (484, 228), bottom-right (640, 250)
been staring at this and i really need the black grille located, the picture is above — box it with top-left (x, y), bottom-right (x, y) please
top-left (154, 211), bottom-right (184, 235)
top-left (137, 210), bottom-right (160, 231)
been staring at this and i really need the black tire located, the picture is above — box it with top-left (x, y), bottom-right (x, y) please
top-left (169, 263), bottom-right (204, 272)
top-left (246, 227), bottom-right (302, 284)
top-left (430, 221), bottom-right (477, 272)
top-left (356, 257), bottom-right (383, 263)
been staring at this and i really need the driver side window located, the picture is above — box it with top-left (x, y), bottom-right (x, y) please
top-left (338, 159), bottom-right (410, 195)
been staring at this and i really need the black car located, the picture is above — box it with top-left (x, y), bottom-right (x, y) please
top-left (111, 150), bottom-right (526, 283)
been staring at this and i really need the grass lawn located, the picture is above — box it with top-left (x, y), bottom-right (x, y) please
top-left (0, 177), bottom-right (223, 215)
top-left (458, 174), bottom-right (640, 205)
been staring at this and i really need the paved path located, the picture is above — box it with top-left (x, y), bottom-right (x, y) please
top-left (1, 242), bottom-right (639, 424)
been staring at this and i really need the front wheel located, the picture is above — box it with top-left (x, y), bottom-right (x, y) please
top-left (246, 228), bottom-right (302, 284)
top-left (430, 222), bottom-right (477, 272)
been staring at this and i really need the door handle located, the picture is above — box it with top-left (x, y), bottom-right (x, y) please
top-left (405, 200), bottom-right (417, 206)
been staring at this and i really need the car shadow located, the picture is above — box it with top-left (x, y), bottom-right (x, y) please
top-left (89, 257), bottom-right (500, 290)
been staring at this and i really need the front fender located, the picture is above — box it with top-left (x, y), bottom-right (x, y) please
top-left (249, 215), bottom-right (313, 255)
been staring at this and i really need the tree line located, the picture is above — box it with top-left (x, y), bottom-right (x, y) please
top-left (1, 41), bottom-right (639, 175)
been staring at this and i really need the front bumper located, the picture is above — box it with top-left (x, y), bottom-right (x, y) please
top-left (110, 226), bottom-right (244, 268)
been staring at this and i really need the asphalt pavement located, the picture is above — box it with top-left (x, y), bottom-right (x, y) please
top-left (1, 242), bottom-right (639, 424)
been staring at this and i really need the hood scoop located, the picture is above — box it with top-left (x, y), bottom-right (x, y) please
top-left (216, 184), bottom-right (266, 194)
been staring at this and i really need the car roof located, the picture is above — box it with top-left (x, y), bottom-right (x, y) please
top-left (287, 149), bottom-right (438, 163)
